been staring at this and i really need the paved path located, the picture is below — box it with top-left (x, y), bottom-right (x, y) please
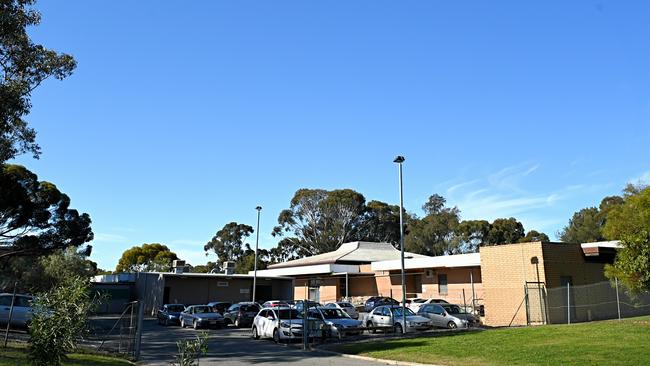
top-left (138, 320), bottom-right (387, 366)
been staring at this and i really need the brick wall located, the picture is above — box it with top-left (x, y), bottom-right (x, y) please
top-left (480, 242), bottom-right (545, 326)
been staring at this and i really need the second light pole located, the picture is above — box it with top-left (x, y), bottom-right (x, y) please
top-left (393, 155), bottom-right (406, 334)
top-left (252, 206), bottom-right (262, 304)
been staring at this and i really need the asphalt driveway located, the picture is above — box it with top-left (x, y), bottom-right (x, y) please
top-left (138, 320), bottom-right (387, 366)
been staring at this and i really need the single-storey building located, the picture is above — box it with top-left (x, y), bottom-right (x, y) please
top-left (94, 271), bottom-right (294, 315)
top-left (251, 240), bottom-right (625, 326)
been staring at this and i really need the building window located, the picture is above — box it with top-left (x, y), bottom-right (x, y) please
top-left (413, 274), bottom-right (422, 294)
top-left (438, 274), bottom-right (448, 295)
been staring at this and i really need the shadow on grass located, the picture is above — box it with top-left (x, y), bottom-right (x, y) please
top-left (338, 331), bottom-right (477, 355)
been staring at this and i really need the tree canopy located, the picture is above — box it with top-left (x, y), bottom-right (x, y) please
top-left (602, 185), bottom-right (650, 293)
top-left (204, 222), bottom-right (254, 270)
top-left (405, 195), bottom-right (460, 256)
top-left (0, 0), bottom-right (77, 162)
top-left (115, 243), bottom-right (178, 272)
top-left (0, 164), bottom-right (93, 259)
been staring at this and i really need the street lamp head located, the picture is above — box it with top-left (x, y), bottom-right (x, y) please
top-left (393, 156), bottom-right (405, 163)
top-left (255, 206), bottom-right (262, 211)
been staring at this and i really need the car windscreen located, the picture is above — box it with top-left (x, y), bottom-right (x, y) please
top-left (320, 309), bottom-right (349, 319)
top-left (337, 302), bottom-right (353, 308)
top-left (193, 306), bottom-right (213, 314)
top-left (443, 305), bottom-right (465, 314)
top-left (412, 299), bottom-right (426, 303)
top-left (391, 307), bottom-right (416, 317)
top-left (277, 309), bottom-right (302, 320)
top-left (241, 305), bottom-right (258, 312)
top-left (167, 305), bottom-right (184, 312)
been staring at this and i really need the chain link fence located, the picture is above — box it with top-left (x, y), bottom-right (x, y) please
top-left (545, 280), bottom-right (650, 324)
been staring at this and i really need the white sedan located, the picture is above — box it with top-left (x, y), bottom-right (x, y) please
top-left (251, 307), bottom-right (322, 343)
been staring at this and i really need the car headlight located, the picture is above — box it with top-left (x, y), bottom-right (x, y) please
top-left (168, 315), bottom-right (176, 319)
top-left (406, 321), bottom-right (413, 326)
top-left (280, 321), bottom-right (290, 328)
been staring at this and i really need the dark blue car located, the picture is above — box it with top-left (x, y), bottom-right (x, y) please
top-left (157, 304), bottom-right (185, 325)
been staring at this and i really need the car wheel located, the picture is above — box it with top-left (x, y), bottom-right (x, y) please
top-left (273, 328), bottom-right (280, 343)
top-left (180, 319), bottom-right (186, 328)
top-left (447, 321), bottom-right (457, 329)
top-left (224, 318), bottom-right (232, 326)
top-left (367, 321), bottom-right (376, 334)
top-left (252, 326), bottom-right (260, 340)
top-left (163, 318), bottom-right (169, 326)
top-left (394, 323), bottom-right (403, 334)
top-left (193, 320), bottom-right (199, 330)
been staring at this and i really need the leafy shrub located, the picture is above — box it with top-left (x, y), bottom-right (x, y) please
top-left (29, 276), bottom-right (96, 366)
top-left (175, 331), bottom-right (209, 366)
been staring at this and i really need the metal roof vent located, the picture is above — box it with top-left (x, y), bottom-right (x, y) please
top-left (223, 261), bottom-right (235, 275)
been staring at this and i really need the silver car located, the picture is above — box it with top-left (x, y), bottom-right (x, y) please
top-left (324, 302), bottom-right (359, 319)
top-left (366, 305), bottom-right (431, 333)
top-left (0, 293), bottom-right (34, 328)
top-left (180, 305), bottom-right (225, 329)
top-left (417, 303), bottom-right (478, 329)
top-left (308, 307), bottom-right (363, 338)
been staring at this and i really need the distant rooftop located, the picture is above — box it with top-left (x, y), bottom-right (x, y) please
top-left (267, 241), bottom-right (426, 269)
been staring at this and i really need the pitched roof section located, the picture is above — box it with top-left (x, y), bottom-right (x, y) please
top-left (267, 241), bottom-right (426, 269)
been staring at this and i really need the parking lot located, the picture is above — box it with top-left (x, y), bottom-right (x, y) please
top-left (139, 319), bottom-right (388, 366)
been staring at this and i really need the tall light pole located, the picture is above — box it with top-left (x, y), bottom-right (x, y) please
top-left (394, 155), bottom-right (407, 334)
top-left (252, 206), bottom-right (262, 304)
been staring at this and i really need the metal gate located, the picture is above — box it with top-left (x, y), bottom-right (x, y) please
top-left (525, 282), bottom-right (548, 325)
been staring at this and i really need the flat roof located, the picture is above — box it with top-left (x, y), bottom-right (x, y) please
top-left (372, 253), bottom-right (481, 271)
top-left (94, 272), bottom-right (294, 283)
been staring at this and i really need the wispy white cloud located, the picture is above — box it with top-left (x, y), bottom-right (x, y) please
top-left (487, 163), bottom-right (539, 193)
top-left (442, 163), bottom-right (608, 233)
top-left (633, 170), bottom-right (650, 184)
top-left (446, 179), bottom-right (480, 196)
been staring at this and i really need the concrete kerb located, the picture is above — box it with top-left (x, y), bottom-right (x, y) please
top-left (313, 348), bottom-right (445, 366)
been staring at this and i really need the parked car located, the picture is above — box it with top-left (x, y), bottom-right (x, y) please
top-left (261, 300), bottom-right (290, 308)
top-left (364, 297), bottom-right (399, 312)
top-left (206, 301), bottom-right (232, 315)
top-left (407, 298), bottom-right (449, 313)
top-left (365, 305), bottom-right (431, 333)
top-left (417, 303), bottom-right (478, 329)
top-left (251, 307), bottom-right (322, 343)
top-left (0, 293), bottom-right (34, 328)
top-left (294, 300), bottom-right (322, 312)
top-left (324, 302), bottom-right (359, 319)
top-left (157, 303), bottom-right (185, 325)
top-left (307, 307), bottom-right (363, 338)
top-left (180, 305), bottom-right (224, 329)
top-left (223, 302), bottom-right (260, 327)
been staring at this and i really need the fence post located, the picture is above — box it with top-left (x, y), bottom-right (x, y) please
top-left (134, 300), bottom-right (144, 360)
top-left (567, 282), bottom-right (570, 325)
top-left (615, 277), bottom-right (621, 321)
top-left (462, 289), bottom-right (467, 313)
top-left (302, 299), bottom-right (308, 350)
top-left (2, 282), bottom-right (17, 348)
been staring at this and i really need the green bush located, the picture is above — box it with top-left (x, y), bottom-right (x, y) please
top-left (175, 331), bottom-right (209, 366)
top-left (29, 276), bottom-right (96, 366)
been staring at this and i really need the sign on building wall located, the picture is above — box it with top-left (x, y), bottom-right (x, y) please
top-left (217, 282), bottom-right (229, 287)
top-left (240, 288), bottom-right (250, 294)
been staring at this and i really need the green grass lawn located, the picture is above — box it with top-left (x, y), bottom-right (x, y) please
top-left (337, 316), bottom-right (650, 366)
top-left (0, 344), bottom-right (132, 366)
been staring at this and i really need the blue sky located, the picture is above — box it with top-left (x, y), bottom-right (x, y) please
top-left (12, 0), bottom-right (650, 270)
